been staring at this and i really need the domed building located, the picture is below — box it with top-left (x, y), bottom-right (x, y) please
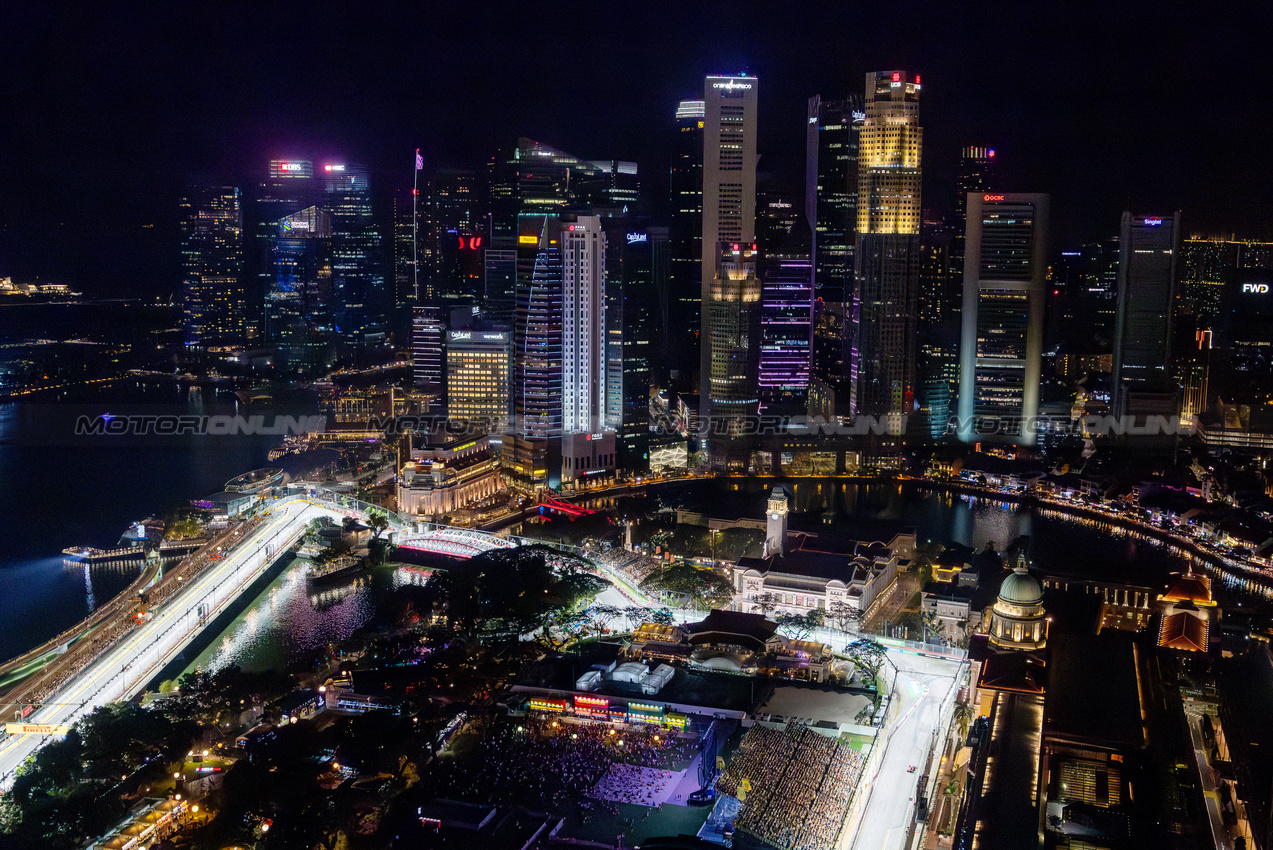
top-left (988, 557), bottom-right (1048, 651)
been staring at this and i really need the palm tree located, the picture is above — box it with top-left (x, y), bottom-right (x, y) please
top-left (952, 700), bottom-right (972, 744)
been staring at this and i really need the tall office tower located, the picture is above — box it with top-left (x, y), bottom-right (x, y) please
top-left (264, 204), bottom-right (333, 368)
top-left (943, 146), bottom-right (995, 326)
top-left (483, 247), bottom-right (518, 322)
top-left (669, 99), bottom-right (705, 385)
top-left (805, 95), bottom-right (863, 307)
top-left (253, 160), bottom-right (316, 331)
top-left (957, 193), bottom-right (1050, 444)
top-left (706, 241), bottom-right (762, 470)
top-left (446, 327), bottom-right (512, 433)
top-left (1112, 212), bottom-right (1181, 421)
top-left (700, 74), bottom-right (759, 441)
top-left (954, 147), bottom-right (995, 227)
top-left (411, 304), bottom-right (445, 392)
top-left (1180, 328), bottom-right (1213, 421)
top-left (854, 71), bottom-right (923, 417)
top-left (805, 97), bottom-right (862, 422)
top-left (605, 220), bottom-right (665, 468)
top-left (180, 186), bottom-right (245, 348)
top-left (514, 214), bottom-right (564, 439)
top-left (425, 169), bottom-right (482, 300)
top-left (323, 163), bottom-right (385, 340)
top-left (393, 190), bottom-right (425, 306)
top-left (1180, 238), bottom-right (1235, 318)
top-left (561, 215), bottom-right (608, 434)
top-left (758, 227), bottom-right (815, 406)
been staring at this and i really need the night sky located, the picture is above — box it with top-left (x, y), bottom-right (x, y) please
top-left (3, 2), bottom-right (1271, 297)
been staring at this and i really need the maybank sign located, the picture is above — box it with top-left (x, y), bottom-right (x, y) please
top-left (712, 80), bottom-right (753, 90)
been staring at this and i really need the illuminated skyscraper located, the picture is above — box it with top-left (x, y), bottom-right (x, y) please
top-left (706, 241), bottom-right (762, 469)
top-left (180, 185), bottom-right (244, 347)
top-left (561, 215), bottom-right (608, 434)
top-left (854, 71), bottom-right (923, 417)
top-left (323, 162), bottom-right (386, 340)
top-left (700, 74), bottom-right (759, 446)
top-left (412, 304), bottom-right (445, 392)
top-left (514, 214), bottom-right (564, 440)
top-left (1112, 212), bottom-right (1181, 420)
top-left (758, 227), bottom-right (815, 405)
top-left (955, 147), bottom-right (995, 228)
top-left (957, 193), bottom-right (1050, 444)
top-left (668, 99), bottom-right (706, 387)
top-left (806, 95), bottom-right (863, 307)
top-left (255, 160), bottom-right (318, 340)
top-left (446, 328), bottom-right (512, 433)
top-left (603, 220), bottom-right (663, 467)
top-left (264, 204), bottom-right (332, 368)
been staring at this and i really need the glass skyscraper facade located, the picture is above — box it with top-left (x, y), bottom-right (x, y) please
top-left (1112, 212), bottom-right (1181, 419)
top-left (323, 163), bottom-right (385, 340)
top-left (180, 185), bottom-right (244, 348)
top-left (758, 233), bottom-right (815, 405)
top-left (958, 193), bottom-right (1050, 443)
top-left (854, 71), bottom-right (923, 417)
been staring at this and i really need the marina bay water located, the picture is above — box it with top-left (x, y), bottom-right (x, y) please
top-left (0, 383), bottom-right (294, 661)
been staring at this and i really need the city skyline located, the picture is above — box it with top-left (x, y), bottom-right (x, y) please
top-left (4, 4), bottom-right (1273, 297)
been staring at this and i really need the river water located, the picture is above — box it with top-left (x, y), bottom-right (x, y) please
top-left (184, 477), bottom-right (1262, 677)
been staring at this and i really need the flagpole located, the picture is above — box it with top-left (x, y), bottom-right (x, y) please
top-left (412, 148), bottom-right (421, 302)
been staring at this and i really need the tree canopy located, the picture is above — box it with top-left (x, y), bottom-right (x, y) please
top-left (427, 545), bottom-right (606, 639)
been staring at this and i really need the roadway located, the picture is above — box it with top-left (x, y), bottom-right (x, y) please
top-left (844, 652), bottom-right (963, 850)
top-left (0, 496), bottom-right (352, 789)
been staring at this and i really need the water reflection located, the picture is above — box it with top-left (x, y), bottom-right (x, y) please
top-left (187, 562), bottom-right (432, 675)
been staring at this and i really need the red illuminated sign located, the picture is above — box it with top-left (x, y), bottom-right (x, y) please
top-left (892, 72), bottom-right (900, 82)
top-left (983, 194), bottom-right (1005, 202)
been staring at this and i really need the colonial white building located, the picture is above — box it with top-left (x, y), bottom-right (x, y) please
top-left (397, 434), bottom-right (503, 518)
top-left (731, 532), bottom-right (914, 617)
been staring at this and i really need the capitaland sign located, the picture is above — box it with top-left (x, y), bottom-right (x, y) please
top-left (712, 80), bottom-right (753, 90)
top-left (1243, 283), bottom-right (1270, 294)
top-left (626, 232), bottom-right (648, 244)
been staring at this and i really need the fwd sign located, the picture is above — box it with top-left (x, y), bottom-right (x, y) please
top-left (1243, 283), bottom-right (1270, 294)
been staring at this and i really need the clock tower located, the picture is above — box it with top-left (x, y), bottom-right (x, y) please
top-left (764, 486), bottom-right (789, 558)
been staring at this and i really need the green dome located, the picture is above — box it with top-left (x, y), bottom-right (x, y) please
top-left (998, 567), bottom-right (1042, 606)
